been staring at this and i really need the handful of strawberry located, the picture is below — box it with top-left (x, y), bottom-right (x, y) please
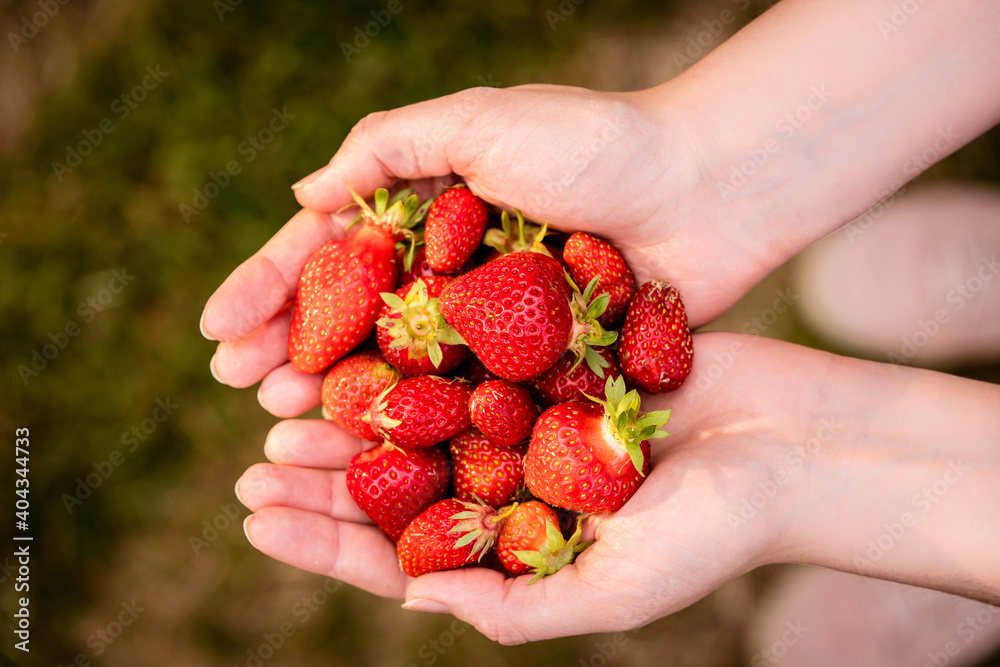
top-left (287, 184), bottom-right (693, 581)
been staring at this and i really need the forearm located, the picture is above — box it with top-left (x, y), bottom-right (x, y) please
top-left (782, 357), bottom-right (1000, 603)
top-left (649, 0), bottom-right (1000, 269)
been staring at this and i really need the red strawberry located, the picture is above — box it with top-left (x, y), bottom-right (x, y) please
top-left (289, 187), bottom-right (426, 373)
top-left (394, 245), bottom-right (438, 286)
top-left (497, 501), bottom-right (590, 581)
top-left (450, 429), bottom-right (528, 508)
top-left (451, 356), bottom-right (499, 385)
top-left (468, 380), bottom-right (538, 445)
top-left (425, 186), bottom-right (488, 273)
top-left (529, 346), bottom-right (622, 406)
top-left (563, 232), bottom-right (636, 328)
top-left (368, 375), bottom-right (473, 448)
top-left (376, 277), bottom-right (468, 377)
top-left (524, 376), bottom-right (670, 513)
top-left (397, 498), bottom-right (509, 577)
top-left (482, 208), bottom-right (559, 261)
top-left (618, 281), bottom-right (694, 393)
top-left (346, 443), bottom-right (451, 541)
top-left (321, 351), bottom-right (402, 441)
top-left (439, 252), bottom-right (616, 382)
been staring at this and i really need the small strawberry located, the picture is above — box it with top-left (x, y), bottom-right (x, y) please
top-left (346, 443), bottom-right (451, 541)
top-left (321, 350), bottom-right (402, 441)
top-left (425, 186), bottom-right (488, 273)
top-left (397, 498), bottom-right (510, 577)
top-left (524, 375), bottom-right (671, 513)
top-left (468, 380), bottom-right (538, 446)
top-left (289, 187), bottom-right (427, 373)
top-left (395, 245), bottom-right (441, 286)
top-left (439, 252), bottom-right (616, 382)
top-left (618, 281), bottom-right (694, 393)
top-left (482, 209), bottom-right (558, 260)
top-left (563, 232), bottom-right (636, 328)
top-left (450, 429), bottom-right (528, 508)
top-left (529, 346), bottom-right (622, 406)
top-left (368, 375), bottom-right (473, 449)
top-left (376, 277), bottom-right (468, 377)
top-left (497, 501), bottom-right (591, 581)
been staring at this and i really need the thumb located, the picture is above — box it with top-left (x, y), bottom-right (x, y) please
top-left (401, 560), bottom-right (638, 645)
top-left (293, 86), bottom-right (502, 211)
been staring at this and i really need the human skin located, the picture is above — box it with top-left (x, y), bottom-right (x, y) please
top-left (204, 0), bottom-right (1000, 644)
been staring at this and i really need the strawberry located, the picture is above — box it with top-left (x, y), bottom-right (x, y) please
top-left (563, 232), bottom-right (636, 328)
top-left (346, 443), bottom-right (451, 542)
top-left (451, 355), bottom-right (498, 385)
top-left (496, 501), bottom-right (591, 581)
top-left (439, 252), bottom-right (616, 382)
top-left (376, 277), bottom-right (468, 377)
top-left (618, 281), bottom-right (694, 393)
top-left (397, 498), bottom-right (510, 577)
top-left (368, 375), bottom-right (473, 449)
top-left (482, 209), bottom-right (559, 261)
top-left (395, 245), bottom-right (441, 286)
top-left (425, 186), bottom-right (488, 273)
top-left (321, 350), bottom-right (402, 441)
top-left (468, 380), bottom-right (538, 445)
top-left (524, 375), bottom-right (670, 513)
top-left (288, 187), bottom-right (426, 373)
top-left (529, 346), bottom-right (622, 406)
top-left (450, 429), bottom-right (528, 508)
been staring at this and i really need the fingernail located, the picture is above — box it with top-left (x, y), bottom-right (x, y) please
top-left (243, 515), bottom-right (256, 547)
top-left (292, 164), bottom-right (330, 190)
top-left (234, 477), bottom-right (247, 507)
top-left (209, 352), bottom-right (224, 384)
top-left (257, 383), bottom-right (268, 408)
top-left (401, 598), bottom-right (451, 615)
top-left (199, 310), bottom-right (216, 340)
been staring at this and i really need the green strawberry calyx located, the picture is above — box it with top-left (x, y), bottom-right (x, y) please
top-left (585, 375), bottom-right (671, 476)
top-left (483, 209), bottom-right (553, 257)
top-left (449, 501), bottom-right (516, 561)
top-left (377, 279), bottom-right (467, 367)
top-left (365, 381), bottom-right (404, 436)
top-left (344, 183), bottom-right (430, 261)
top-left (513, 516), bottom-right (593, 584)
top-left (567, 275), bottom-right (618, 377)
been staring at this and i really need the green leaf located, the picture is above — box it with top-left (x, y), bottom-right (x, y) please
top-left (513, 550), bottom-right (548, 569)
top-left (584, 347), bottom-right (609, 379)
top-left (428, 341), bottom-right (443, 367)
top-left (582, 275), bottom-right (601, 302)
top-left (626, 442), bottom-right (646, 476)
top-left (587, 293), bottom-right (611, 319)
top-left (388, 337), bottom-right (409, 350)
top-left (605, 375), bottom-right (626, 408)
top-left (434, 325), bottom-right (467, 346)
top-left (374, 188), bottom-right (389, 214)
top-left (380, 292), bottom-right (408, 312)
top-left (453, 530), bottom-right (480, 548)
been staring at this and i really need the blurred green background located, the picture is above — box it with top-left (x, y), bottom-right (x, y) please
top-left (1, 0), bottom-right (998, 665)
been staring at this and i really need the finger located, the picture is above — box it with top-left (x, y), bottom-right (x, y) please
top-left (210, 307), bottom-right (292, 388)
top-left (235, 462), bottom-right (370, 525)
top-left (294, 88), bottom-right (498, 211)
top-left (264, 419), bottom-right (371, 468)
top-left (201, 208), bottom-right (354, 343)
top-left (244, 506), bottom-right (408, 599)
top-left (257, 362), bottom-right (324, 418)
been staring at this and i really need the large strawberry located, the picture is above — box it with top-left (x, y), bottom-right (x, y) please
top-left (450, 429), bottom-right (528, 508)
top-left (289, 187), bottom-right (426, 373)
top-left (346, 443), bottom-right (451, 541)
top-left (321, 350), bottom-right (402, 441)
top-left (397, 498), bottom-right (510, 577)
top-left (496, 501), bottom-right (590, 581)
top-left (563, 232), bottom-right (636, 328)
top-left (439, 252), bottom-right (616, 382)
top-left (529, 346), bottom-right (622, 406)
top-left (618, 281), bottom-right (694, 393)
top-left (368, 375), bottom-right (473, 448)
top-left (524, 376), bottom-right (670, 513)
top-left (468, 380), bottom-right (538, 446)
top-left (424, 186), bottom-right (488, 273)
top-left (376, 277), bottom-right (468, 377)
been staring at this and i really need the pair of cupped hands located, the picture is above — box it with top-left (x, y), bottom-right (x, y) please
top-left (203, 85), bottom-right (871, 644)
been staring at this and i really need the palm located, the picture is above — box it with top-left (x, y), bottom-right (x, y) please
top-left (237, 333), bottom-right (830, 642)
